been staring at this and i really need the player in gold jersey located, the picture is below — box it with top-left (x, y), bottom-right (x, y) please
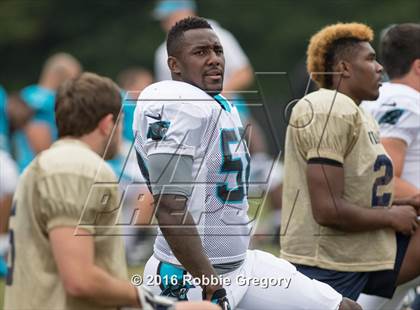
top-left (280, 23), bottom-right (420, 301)
top-left (3, 72), bottom-right (217, 310)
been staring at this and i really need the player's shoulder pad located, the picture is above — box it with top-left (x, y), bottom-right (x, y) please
top-left (292, 88), bottom-right (358, 122)
top-left (133, 81), bottom-right (213, 130)
top-left (38, 140), bottom-right (116, 182)
top-left (139, 80), bottom-right (212, 102)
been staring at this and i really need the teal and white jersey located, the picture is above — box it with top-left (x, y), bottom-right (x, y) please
top-left (362, 82), bottom-right (420, 188)
top-left (133, 80), bottom-right (251, 265)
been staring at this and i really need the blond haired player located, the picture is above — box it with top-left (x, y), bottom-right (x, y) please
top-left (3, 72), bottom-right (217, 310)
top-left (281, 22), bottom-right (420, 301)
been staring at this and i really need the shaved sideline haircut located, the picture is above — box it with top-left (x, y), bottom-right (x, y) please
top-left (166, 16), bottom-right (212, 57)
top-left (307, 23), bottom-right (374, 89)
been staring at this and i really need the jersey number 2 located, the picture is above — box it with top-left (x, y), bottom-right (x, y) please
top-left (371, 155), bottom-right (393, 207)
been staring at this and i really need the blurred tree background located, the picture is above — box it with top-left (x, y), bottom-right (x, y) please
top-left (1, 0), bottom-right (419, 151)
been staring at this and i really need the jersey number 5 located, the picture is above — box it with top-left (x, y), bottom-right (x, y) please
top-left (217, 128), bottom-right (250, 203)
top-left (371, 154), bottom-right (393, 207)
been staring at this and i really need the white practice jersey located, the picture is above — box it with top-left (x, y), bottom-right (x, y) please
top-left (133, 80), bottom-right (251, 265)
top-left (0, 150), bottom-right (19, 198)
top-left (362, 82), bottom-right (420, 188)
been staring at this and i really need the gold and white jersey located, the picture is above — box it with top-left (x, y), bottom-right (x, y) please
top-left (280, 88), bottom-right (395, 272)
top-left (5, 139), bottom-right (127, 310)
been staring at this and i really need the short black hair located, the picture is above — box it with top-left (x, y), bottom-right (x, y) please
top-left (167, 16), bottom-right (212, 57)
top-left (380, 23), bottom-right (420, 79)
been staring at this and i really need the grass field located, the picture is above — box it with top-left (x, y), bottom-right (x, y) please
top-left (0, 279), bottom-right (4, 308)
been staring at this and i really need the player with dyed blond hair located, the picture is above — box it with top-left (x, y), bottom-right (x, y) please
top-left (281, 22), bottom-right (420, 301)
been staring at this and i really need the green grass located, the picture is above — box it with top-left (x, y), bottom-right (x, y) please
top-left (1, 278), bottom-right (4, 309)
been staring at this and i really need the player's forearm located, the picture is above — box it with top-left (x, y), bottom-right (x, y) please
top-left (157, 209), bottom-right (219, 282)
top-left (393, 177), bottom-right (419, 199)
top-left (318, 198), bottom-right (393, 232)
top-left (394, 192), bottom-right (420, 210)
top-left (69, 266), bottom-right (139, 307)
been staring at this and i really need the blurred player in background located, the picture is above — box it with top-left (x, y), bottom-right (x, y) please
top-left (0, 151), bottom-right (18, 279)
top-left (4, 72), bottom-right (215, 310)
top-left (153, 0), bottom-right (283, 240)
top-left (359, 22), bottom-right (420, 310)
top-left (0, 85), bottom-right (19, 278)
top-left (153, 0), bottom-right (253, 91)
top-left (280, 22), bottom-right (420, 302)
top-left (10, 52), bottom-right (81, 172)
top-left (110, 67), bottom-right (154, 181)
top-left (116, 68), bottom-right (156, 265)
top-left (136, 16), bottom-right (358, 310)
top-left (0, 85), bottom-right (11, 152)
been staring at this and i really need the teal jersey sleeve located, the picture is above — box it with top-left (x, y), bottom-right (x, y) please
top-left (13, 85), bottom-right (57, 171)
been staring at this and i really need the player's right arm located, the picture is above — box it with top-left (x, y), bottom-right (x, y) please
top-left (49, 227), bottom-right (140, 307)
top-left (147, 140), bottom-right (223, 298)
top-left (38, 169), bottom-right (144, 308)
top-left (149, 158), bottom-right (228, 303)
top-left (134, 94), bottom-right (224, 300)
top-left (154, 191), bottom-right (223, 298)
top-left (381, 138), bottom-right (419, 197)
top-left (293, 109), bottom-right (418, 235)
top-left (50, 227), bottom-right (202, 309)
top-left (376, 106), bottom-right (420, 198)
top-left (307, 163), bottom-right (418, 234)
top-left (43, 173), bottom-right (179, 309)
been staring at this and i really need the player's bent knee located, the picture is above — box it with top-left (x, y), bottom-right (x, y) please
top-left (338, 297), bottom-right (362, 310)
